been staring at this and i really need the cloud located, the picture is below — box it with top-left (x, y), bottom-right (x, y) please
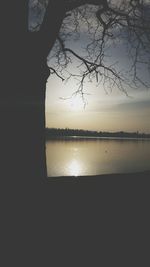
top-left (108, 99), bottom-right (150, 117)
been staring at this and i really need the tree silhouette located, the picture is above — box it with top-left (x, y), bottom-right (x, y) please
top-left (30, 0), bottom-right (150, 95)
top-left (1, 0), bottom-right (150, 182)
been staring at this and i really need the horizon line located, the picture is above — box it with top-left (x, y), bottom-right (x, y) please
top-left (46, 127), bottom-right (150, 135)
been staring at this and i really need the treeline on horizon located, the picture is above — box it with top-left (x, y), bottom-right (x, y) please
top-left (45, 128), bottom-right (150, 139)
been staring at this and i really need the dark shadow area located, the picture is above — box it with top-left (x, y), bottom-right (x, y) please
top-left (47, 171), bottom-right (150, 183)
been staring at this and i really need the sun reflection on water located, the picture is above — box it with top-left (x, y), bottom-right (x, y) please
top-left (68, 159), bottom-right (81, 177)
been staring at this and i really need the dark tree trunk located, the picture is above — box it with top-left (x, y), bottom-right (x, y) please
top-left (1, 1), bottom-right (66, 184)
top-left (1, 2), bottom-right (49, 183)
top-left (2, 46), bottom-right (50, 183)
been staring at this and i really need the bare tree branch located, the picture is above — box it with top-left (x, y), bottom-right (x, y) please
top-left (29, 0), bottom-right (150, 99)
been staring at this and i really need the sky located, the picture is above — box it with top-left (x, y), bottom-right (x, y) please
top-left (45, 2), bottom-right (150, 133)
top-left (45, 74), bottom-right (150, 133)
top-left (28, 0), bottom-right (150, 133)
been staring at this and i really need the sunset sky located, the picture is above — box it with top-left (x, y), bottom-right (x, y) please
top-left (44, 1), bottom-right (150, 133)
top-left (46, 75), bottom-right (150, 133)
top-left (46, 16), bottom-right (150, 133)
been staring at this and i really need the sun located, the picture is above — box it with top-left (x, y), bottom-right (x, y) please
top-left (69, 96), bottom-right (85, 111)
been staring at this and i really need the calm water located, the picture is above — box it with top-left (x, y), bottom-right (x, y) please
top-left (46, 138), bottom-right (150, 177)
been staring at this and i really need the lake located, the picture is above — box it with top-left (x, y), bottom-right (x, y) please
top-left (46, 137), bottom-right (150, 177)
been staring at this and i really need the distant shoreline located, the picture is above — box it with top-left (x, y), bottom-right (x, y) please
top-left (46, 128), bottom-right (150, 140)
